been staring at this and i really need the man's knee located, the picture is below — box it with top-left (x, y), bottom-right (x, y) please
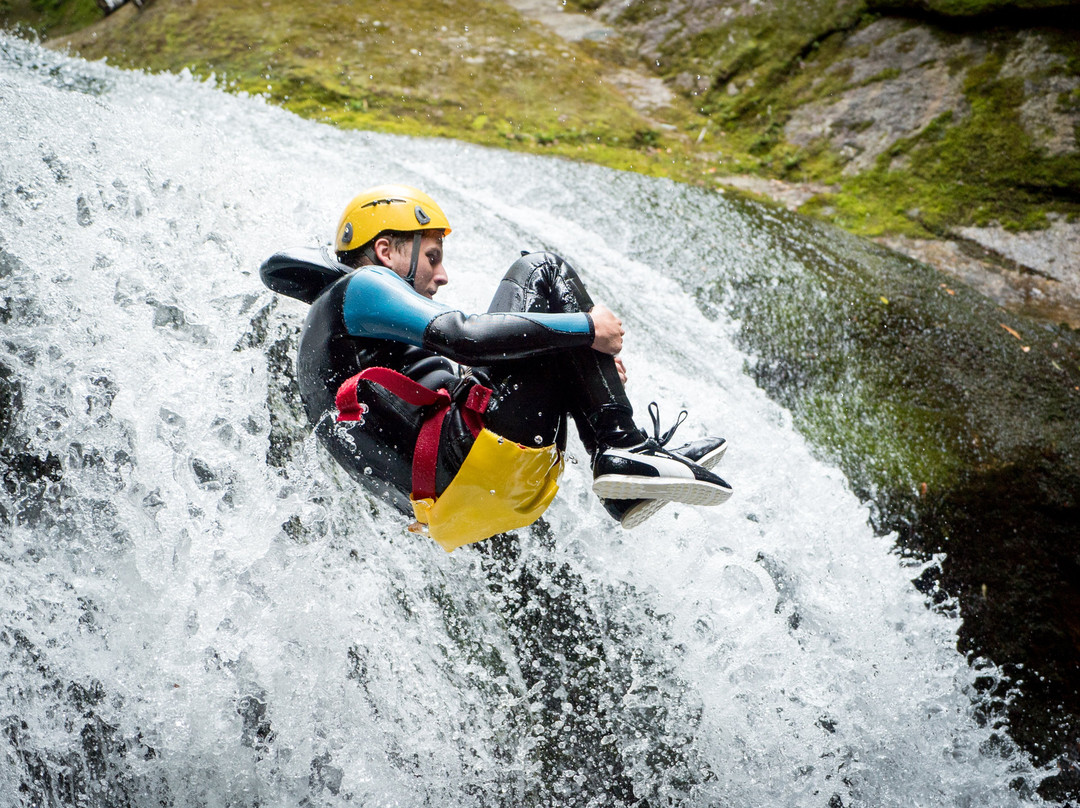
top-left (501, 250), bottom-right (558, 287)
top-left (492, 251), bottom-right (592, 314)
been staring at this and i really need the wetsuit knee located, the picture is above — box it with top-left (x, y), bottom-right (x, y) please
top-left (488, 251), bottom-right (594, 315)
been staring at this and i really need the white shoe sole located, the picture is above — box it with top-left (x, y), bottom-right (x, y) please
top-left (592, 475), bottom-right (733, 505)
top-left (618, 442), bottom-right (729, 529)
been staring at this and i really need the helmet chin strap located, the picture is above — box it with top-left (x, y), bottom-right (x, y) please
top-left (406, 232), bottom-right (422, 286)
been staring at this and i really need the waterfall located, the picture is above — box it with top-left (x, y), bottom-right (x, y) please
top-left (0, 34), bottom-right (1044, 807)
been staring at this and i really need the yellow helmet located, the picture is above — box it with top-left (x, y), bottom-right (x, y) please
top-left (335, 184), bottom-right (451, 253)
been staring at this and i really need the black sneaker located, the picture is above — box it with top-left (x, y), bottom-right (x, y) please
top-left (592, 433), bottom-right (732, 504)
top-left (670, 436), bottom-right (729, 469)
top-left (604, 436), bottom-right (728, 528)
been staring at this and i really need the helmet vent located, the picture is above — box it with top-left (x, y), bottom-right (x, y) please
top-left (414, 206), bottom-right (431, 226)
top-left (360, 196), bottom-right (405, 209)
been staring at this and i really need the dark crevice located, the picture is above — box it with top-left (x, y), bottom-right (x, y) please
top-left (865, 3), bottom-right (1080, 33)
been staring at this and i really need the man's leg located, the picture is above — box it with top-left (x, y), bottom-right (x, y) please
top-left (476, 252), bottom-right (732, 508)
top-left (480, 251), bottom-right (640, 454)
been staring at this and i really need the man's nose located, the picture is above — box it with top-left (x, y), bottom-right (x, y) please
top-left (433, 263), bottom-right (448, 286)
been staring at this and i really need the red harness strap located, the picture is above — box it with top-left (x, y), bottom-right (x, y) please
top-left (335, 367), bottom-right (492, 501)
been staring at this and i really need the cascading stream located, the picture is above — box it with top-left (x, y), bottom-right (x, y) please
top-left (0, 34), bottom-right (1047, 807)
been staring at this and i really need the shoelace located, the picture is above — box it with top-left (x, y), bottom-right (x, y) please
top-left (648, 401), bottom-right (688, 447)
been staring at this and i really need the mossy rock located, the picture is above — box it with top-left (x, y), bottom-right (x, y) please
top-left (44, 0), bottom-right (704, 166)
top-left (0, 0), bottom-right (100, 37)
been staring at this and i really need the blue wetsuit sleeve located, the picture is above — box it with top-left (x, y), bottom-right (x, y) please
top-left (342, 266), bottom-right (444, 345)
top-left (342, 267), bottom-right (595, 362)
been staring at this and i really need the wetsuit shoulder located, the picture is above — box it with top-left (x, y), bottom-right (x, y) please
top-left (260, 246), bottom-right (349, 304)
top-left (342, 266), bottom-right (446, 346)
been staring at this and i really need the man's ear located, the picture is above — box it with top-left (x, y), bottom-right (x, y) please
top-left (372, 236), bottom-right (395, 267)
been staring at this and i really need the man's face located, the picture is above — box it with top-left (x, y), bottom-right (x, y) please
top-left (382, 232), bottom-right (447, 299)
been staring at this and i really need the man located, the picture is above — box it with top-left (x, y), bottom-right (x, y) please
top-left (260, 184), bottom-right (730, 551)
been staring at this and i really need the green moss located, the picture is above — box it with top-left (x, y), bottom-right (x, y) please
top-left (0, 0), bottom-right (99, 37)
top-left (563, 0), bottom-right (606, 10)
top-left (673, 0), bottom-right (867, 108)
top-left (55, 0), bottom-right (667, 145)
top-left (895, 49), bottom-right (1080, 230)
top-left (706, 20), bottom-right (1080, 241)
top-left (862, 66), bottom-right (900, 84)
top-left (797, 391), bottom-right (966, 490)
top-left (41, 0), bottom-right (768, 199)
top-left (26, 0), bottom-right (1080, 249)
top-left (613, 0), bottom-right (665, 26)
top-left (693, 17), bottom-right (862, 168)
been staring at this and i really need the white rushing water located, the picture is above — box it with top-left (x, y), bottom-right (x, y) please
top-left (0, 34), bottom-right (1046, 807)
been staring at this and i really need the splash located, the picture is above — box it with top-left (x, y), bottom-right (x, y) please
top-left (0, 34), bottom-right (1044, 807)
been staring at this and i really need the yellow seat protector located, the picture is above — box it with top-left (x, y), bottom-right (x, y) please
top-left (411, 428), bottom-right (563, 552)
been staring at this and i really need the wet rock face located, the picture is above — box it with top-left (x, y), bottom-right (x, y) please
top-left (999, 31), bottom-right (1080, 157)
top-left (591, 0), bottom-right (1078, 194)
top-left (907, 452), bottom-right (1080, 782)
top-left (783, 20), bottom-right (985, 174)
top-left (784, 20), bottom-right (1077, 175)
top-left (595, 0), bottom-right (746, 61)
top-left (691, 195), bottom-right (1080, 800)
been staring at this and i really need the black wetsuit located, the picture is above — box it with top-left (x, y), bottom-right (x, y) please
top-left (260, 248), bottom-right (633, 514)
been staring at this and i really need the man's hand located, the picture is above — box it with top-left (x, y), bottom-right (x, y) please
top-left (590, 304), bottom-right (624, 355)
top-left (614, 356), bottom-right (628, 384)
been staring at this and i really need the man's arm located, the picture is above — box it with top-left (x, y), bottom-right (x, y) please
top-left (342, 266), bottom-right (609, 364)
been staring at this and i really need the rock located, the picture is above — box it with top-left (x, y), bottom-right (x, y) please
top-left (715, 172), bottom-right (1080, 327)
top-left (714, 174), bottom-right (838, 211)
top-left (503, 0), bottom-right (616, 42)
top-left (950, 217), bottom-right (1080, 327)
top-left (1000, 32), bottom-right (1080, 156)
top-left (604, 68), bottom-right (677, 113)
top-left (877, 232), bottom-right (1080, 328)
top-left (784, 20), bottom-right (984, 174)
